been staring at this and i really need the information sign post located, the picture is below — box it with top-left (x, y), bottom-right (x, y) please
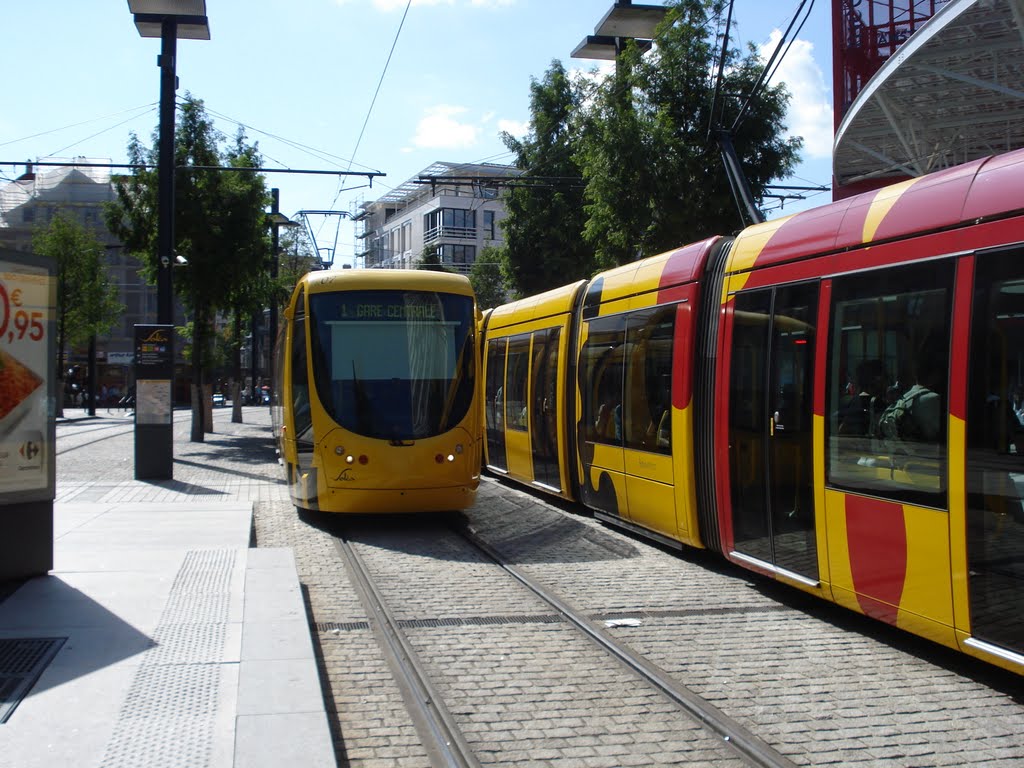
top-left (0, 248), bottom-right (56, 580)
top-left (134, 324), bottom-right (174, 480)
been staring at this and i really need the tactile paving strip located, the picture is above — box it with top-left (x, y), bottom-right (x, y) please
top-left (99, 550), bottom-right (235, 768)
top-left (0, 637), bottom-right (66, 724)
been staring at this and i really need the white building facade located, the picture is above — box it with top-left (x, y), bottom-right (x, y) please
top-left (357, 161), bottom-right (519, 273)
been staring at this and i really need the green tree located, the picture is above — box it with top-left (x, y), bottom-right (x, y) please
top-left (106, 94), bottom-right (271, 441)
top-left (469, 246), bottom-right (509, 310)
top-left (500, 61), bottom-right (594, 296)
top-left (33, 212), bottom-right (122, 416)
top-left (578, 0), bottom-right (802, 268)
top-left (418, 247), bottom-right (453, 273)
top-left (276, 224), bottom-right (320, 301)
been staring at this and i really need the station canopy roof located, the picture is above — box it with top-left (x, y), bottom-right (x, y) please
top-left (833, 0), bottom-right (1024, 188)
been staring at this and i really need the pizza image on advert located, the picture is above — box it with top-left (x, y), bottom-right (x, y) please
top-left (0, 347), bottom-right (43, 422)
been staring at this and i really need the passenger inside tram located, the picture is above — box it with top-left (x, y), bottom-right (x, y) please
top-left (838, 359), bottom-right (886, 437)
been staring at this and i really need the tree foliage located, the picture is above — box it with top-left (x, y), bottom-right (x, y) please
top-left (276, 224), bottom-right (320, 306)
top-left (418, 247), bottom-right (453, 273)
top-left (468, 246), bottom-right (509, 310)
top-left (33, 212), bottom-right (123, 412)
top-left (578, 0), bottom-right (802, 269)
top-left (499, 0), bottom-right (803, 282)
top-left (105, 94), bottom-right (271, 440)
top-left (500, 60), bottom-right (593, 297)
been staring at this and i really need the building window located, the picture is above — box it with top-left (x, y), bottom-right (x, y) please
top-left (484, 210), bottom-right (496, 240)
top-left (438, 244), bottom-right (476, 265)
top-left (424, 208), bottom-right (476, 241)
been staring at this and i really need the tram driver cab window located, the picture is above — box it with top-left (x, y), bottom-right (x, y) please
top-left (827, 261), bottom-right (954, 508)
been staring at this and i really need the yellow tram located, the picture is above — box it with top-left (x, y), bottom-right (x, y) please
top-left (273, 269), bottom-right (482, 513)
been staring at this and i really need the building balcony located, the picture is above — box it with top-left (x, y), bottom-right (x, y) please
top-left (423, 224), bottom-right (477, 243)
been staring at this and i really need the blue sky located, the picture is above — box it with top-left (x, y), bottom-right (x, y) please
top-left (0, 0), bottom-right (834, 268)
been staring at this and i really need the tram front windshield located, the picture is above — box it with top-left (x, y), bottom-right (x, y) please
top-left (308, 289), bottom-right (475, 440)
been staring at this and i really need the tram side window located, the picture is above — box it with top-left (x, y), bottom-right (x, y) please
top-left (580, 315), bottom-right (626, 444)
top-left (291, 289), bottom-right (313, 444)
top-left (505, 335), bottom-right (530, 431)
top-left (486, 338), bottom-right (506, 431)
top-left (623, 306), bottom-right (675, 454)
top-left (827, 262), bottom-right (954, 508)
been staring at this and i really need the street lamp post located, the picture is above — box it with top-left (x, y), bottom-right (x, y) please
top-left (267, 189), bottom-right (299, 393)
top-left (129, 1), bottom-right (210, 325)
top-left (570, 1), bottom-right (667, 64)
top-left (128, 1), bottom-right (209, 480)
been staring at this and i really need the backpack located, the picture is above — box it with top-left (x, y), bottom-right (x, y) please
top-left (877, 385), bottom-right (927, 446)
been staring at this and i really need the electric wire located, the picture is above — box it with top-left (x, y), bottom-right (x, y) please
top-left (46, 108), bottom-right (159, 159)
top-left (0, 103), bottom-right (156, 150)
top-left (320, 0), bottom-right (413, 263)
top-left (198, 104), bottom-right (382, 174)
top-left (345, 0), bottom-right (413, 178)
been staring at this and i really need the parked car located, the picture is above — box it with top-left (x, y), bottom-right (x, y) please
top-left (212, 393), bottom-right (226, 407)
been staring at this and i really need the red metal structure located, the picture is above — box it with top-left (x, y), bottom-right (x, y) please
top-left (832, 0), bottom-right (947, 131)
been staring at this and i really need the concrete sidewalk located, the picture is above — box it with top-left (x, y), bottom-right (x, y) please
top-left (0, 408), bottom-right (335, 768)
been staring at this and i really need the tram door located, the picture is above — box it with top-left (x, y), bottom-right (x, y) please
top-left (530, 328), bottom-right (562, 491)
top-left (484, 338), bottom-right (508, 472)
top-left (728, 283), bottom-right (819, 580)
top-left (965, 249), bottom-right (1024, 657)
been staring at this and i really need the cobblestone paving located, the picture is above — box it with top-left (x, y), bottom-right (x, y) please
top-left (469, 478), bottom-right (1024, 768)
top-left (56, 408), bottom-right (1024, 767)
top-left (347, 526), bottom-right (748, 767)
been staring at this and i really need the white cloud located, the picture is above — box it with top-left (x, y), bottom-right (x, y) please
top-left (497, 118), bottom-right (529, 139)
top-left (412, 105), bottom-right (480, 149)
top-left (759, 31), bottom-right (833, 160)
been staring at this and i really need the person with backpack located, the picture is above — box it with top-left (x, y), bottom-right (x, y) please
top-left (877, 356), bottom-right (943, 458)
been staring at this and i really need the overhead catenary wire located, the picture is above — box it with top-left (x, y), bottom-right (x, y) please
top-left (338, 0), bottom-right (413, 198)
top-left (199, 104), bottom-right (383, 175)
top-left (730, 0), bottom-right (815, 135)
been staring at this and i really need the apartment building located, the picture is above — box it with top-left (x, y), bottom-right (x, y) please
top-left (356, 161), bottom-right (519, 273)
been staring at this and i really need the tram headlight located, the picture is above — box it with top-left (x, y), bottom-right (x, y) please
top-left (447, 454), bottom-right (455, 462)
top-left (454, 443), bottom-right (463, 455)
top-left (346, 455), bottom-right (354, 464)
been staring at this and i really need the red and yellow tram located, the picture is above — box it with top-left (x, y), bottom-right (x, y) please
top-left (480, 149), bottom-right (1024, 675)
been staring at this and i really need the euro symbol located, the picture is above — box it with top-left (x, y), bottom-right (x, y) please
top-left (10, 289), bottom-right (22, 307)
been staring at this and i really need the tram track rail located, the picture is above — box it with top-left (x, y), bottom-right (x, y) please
top-left (329, 516), bottom-right (798, 768)
top-left (457, 522), bottom-right (797, 768)
top-left (333, 531), bottom-right (481, 768)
